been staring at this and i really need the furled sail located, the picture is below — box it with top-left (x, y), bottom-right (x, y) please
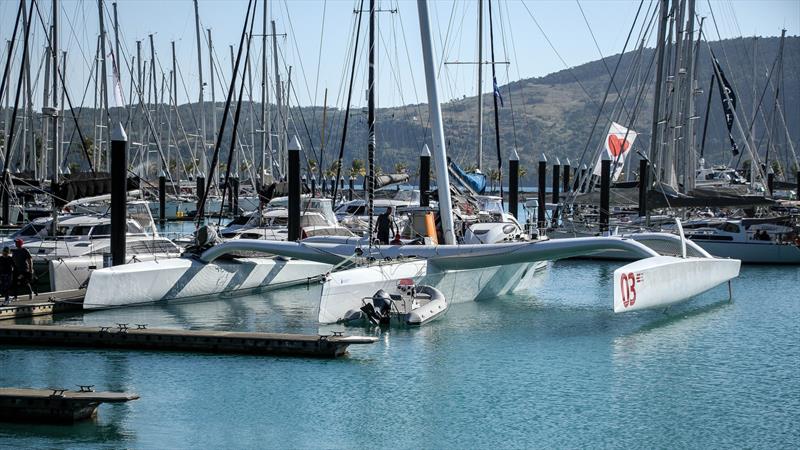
top-left (449, 160), bottom-right (487, 194)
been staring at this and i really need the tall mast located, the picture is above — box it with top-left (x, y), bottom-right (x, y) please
top-left (149, 33), bottom-right (158, 179)
top-left (476, 0), bottom-right (483, 171)
top-left (50, 0), bottom-right (60, 232)
top-left (682, 0), bottom-right (698, 192)
top-left (171, 40), bottom-right (178, 178)
top-left (261, 0), bottom-right (270, 183)
top-left (41, 42), bottom-right (50, 179)
top-left (193, 0), bottom-right (207, 176)
top-left (417, 0), bottom-right (456, 245)
top-left (367, 0), bottom-right (376, 243)
top-left (648, 0), bottom-right (669, 183)
top-left (113, 2), bottom-right (121, 120)
top-left (487, 0), bottom-right (502, 196)
top-left (207, 28), bottom-right (217, 177)
top-left (271, 20), bottom-right (282, 179)
top-left (3, 41), bottom-right (12, 169)
top-left (98, 0), bottom-right (110, 171)
top-left (665, 0), bottom-right (686, 189)
top-left (22, 10), bottom-right (34, 173)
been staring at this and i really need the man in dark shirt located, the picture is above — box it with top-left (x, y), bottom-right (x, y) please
top-left (375, 207), bottom-right (396, 245)
top-left (11, 239), bottom-right (35, 300)
top-left (0, 247), bottom-right (13, 304)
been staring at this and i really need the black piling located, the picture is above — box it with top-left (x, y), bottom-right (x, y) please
top-left (321, 176), bottom-right (327, 196)
top-left (600, 158), bottom-right (611, 233)
top-left (288, 136), bottom-right (301, 241)
top-left (310, 176), bottom-right (316, 198)
top-left (767, 171), bottom-right (774, 197)
top-left (230, 176), bottom-right (239, 214)
top-left (158, 171), bottom-right (166, 224)
top-left (420, 145), bottom-right (431, 207)
top-left (537, 158), bottom-right (547, 229)
top-left (1, 170), bottom-right (9, 225)
top-left (551, 163), bottom-right (560, 223)
top-left (797, 171), bottom-right (800, 201)
top-left (552, 163), bottom-right (560, 204)
top-left (196, 176), bottom-right (205, 220)
top-left (562, 162), bottom-right (571, 193)
top-left (509, 149), bottom-right (519, 219)
top-left (110, 124), bottom-right (128, 266)
top-left (638, 158), bottom-right (649, 217)
top-left (348, 177), bottom-right (355, 201)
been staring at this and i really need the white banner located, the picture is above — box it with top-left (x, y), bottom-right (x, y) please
top-left (592, 122), bottom-right (637, 182)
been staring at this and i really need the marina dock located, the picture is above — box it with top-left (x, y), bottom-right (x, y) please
top-left (0, 290), bottom-right (85, 321)
top-left (0, 387), bottom-right (139, 423)
top-left (0, 324), bottom-right (376, 358)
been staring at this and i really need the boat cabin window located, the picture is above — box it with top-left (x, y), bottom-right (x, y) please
top-left (58, 225), bottom-right (93, 236)
top-left (228, 215), bottom-right (252, 226)
top-left (90, 224), bottom-right (111, 236)
top-left (717, 223), bottom-right (740, 234)
top-left (300, 215), bottom-right (328, 227)
top-left (17, 223), bottom-right (46, 237)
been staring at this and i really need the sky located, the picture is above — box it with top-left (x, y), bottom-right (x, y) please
top-left (1, 0), bottom-right (798, 111)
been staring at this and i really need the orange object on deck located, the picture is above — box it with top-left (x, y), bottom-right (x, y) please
top-left (424, 212), bottom-right (438, 245)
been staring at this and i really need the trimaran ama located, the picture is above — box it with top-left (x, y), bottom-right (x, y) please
top-left (84, 0), bottom-right (741, 321)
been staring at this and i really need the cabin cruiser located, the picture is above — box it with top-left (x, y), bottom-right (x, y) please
top-left (1, 202), bottom-right (182, 291)
top-left (334, 189), bottom-right (420, 235)
top-left (673, 217), bottom-right (800, 264)
top-left (221, 209), bottom-right (354, 240)
top-left (220, 196), bottom-right (352, 240)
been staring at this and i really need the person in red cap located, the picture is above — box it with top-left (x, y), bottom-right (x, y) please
top-left (11, 238), bottom-right (35, 300)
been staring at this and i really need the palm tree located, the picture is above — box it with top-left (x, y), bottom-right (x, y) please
top-left (349, 159), bottom-right (366, 178)
top-left (394, 162), bottom-right (408, 174)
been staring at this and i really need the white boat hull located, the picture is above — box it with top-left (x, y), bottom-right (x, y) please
top-left (613, 256), bottom-right (741, 313)
top-left (83, 257), bottom-right (332, 310)
top-left (318, 259), bottom-right (547, 323)
top-left (692, 240), bottom-right (800, 264)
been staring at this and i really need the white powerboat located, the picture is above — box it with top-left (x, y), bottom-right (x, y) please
top-left (341, 279), bottom-right (448, 326)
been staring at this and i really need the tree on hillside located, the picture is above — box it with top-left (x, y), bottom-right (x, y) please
top-left (349, 159), bottom-right (365, 178)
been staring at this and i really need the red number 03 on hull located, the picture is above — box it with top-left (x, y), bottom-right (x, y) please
top-left (619, 272), bottom-right (637, 308)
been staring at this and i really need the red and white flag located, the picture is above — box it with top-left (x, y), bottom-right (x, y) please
top-left (593, 122), bottom-right (637, 181)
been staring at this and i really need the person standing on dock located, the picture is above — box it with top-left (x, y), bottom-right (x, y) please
top-left (0, 247), bottom-right (14, 304)
top-left (376, 207), bottom-right (397, 245)
top-left (11, 239), bottom-right (36, 300)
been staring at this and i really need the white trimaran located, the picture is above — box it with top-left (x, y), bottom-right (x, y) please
top-left (85, 0), bottom-right (740, 320)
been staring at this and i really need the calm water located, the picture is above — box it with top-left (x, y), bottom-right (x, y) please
top-left (1, 261), bottom-right (798, 448)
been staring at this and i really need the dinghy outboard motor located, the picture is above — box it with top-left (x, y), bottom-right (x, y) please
top-left (361, 289), bottom-right (393, 325)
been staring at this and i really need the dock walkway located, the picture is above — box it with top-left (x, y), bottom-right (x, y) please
top-left (0, 290), bottom-right (84, 321)
top-left (0, 324), bottom-right (376, 358)
top-left (0, 387), bottom-right (138, 422)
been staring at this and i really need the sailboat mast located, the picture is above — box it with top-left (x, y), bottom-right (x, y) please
top-left (207, 28), bottom-right (217, 180)
top-left (98, 0), bottom-right (110, 171)
top-left (417, 0), bottom-right (456, 245)
top-left (682, 0), bottom-right (698, 192)
top-left (367, 0), bottom-right (376, 243)
top-left (193, 0), bottom-right (207, 176)
top-left (648, 0), bottom-right (669, 183)
top-left (50, 0), bottom-right (60, 233)
top-left (261, 0), bottom-right (270, 183)
top-left (487, 0), bottom-right (501, 195)
top-left (476, 0), bottom-right (483, 172)
top-left (271, 20), bottom-right (282, 179)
